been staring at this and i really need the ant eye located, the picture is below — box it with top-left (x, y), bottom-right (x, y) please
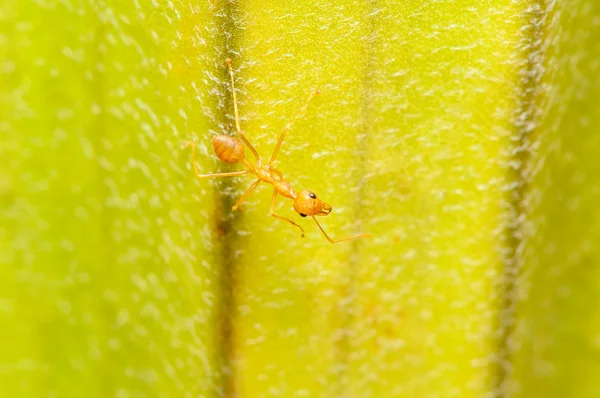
top-left (299, 213), bottom-right (307, 217)
top-left (309, 193), bottom-right (316, 199)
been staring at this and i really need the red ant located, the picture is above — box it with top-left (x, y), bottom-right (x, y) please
top-left (184, 59), bottom-right (369, 243)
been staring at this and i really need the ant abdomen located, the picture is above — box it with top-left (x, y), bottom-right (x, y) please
top-left (212, 135), bottom-right (245, 164)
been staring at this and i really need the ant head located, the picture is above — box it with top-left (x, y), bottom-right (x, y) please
top-left (293, 190), bottom-right (332, 218)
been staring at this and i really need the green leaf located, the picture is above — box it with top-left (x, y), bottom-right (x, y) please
top-left (2, 2), bottom-right (221, 396)
top-left (510, 2), bottom-right (600, 397)
top-left (2, 0), bottom-right (599, 397)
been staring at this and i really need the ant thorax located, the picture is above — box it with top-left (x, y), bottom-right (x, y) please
top-left (255, 167), bottom-right (274, 183)
top-left (254, 166), bottom-right (296, 199)
top-left (275, 180), bottom-right (295, 199)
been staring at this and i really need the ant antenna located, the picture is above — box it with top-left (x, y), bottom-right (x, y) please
top-left (311, 216), bottom-right (370, 244)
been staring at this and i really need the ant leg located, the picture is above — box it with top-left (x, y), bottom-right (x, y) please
top-left (225, 59), bottom-right (261, 162)
top-left (184, 140), bottom-right (249, 179)
top-left (270, 168), bottom-right (283, 179)
top-left (192, 170), bottom-right (248, 179)
top-left (311, 216), bottom-right (370, 244)
top-left (232, 179), bottom-right (261, 211)
top-left (270, 190), bottom-right (305, 237)
top-left (268, 88), bottom-right (320, 166)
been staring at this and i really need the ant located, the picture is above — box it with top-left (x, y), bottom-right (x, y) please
top-left (183, 59), bottom-right (370, 244)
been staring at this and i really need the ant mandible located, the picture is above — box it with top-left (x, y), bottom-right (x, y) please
top-left (183, 59), bottom-right (370, 244)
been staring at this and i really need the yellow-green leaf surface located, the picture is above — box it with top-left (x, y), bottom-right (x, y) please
top-left (2, 1), bottom-right (222, 396)
top-left (510, 1), bottom-right (600, 397)
top-left (2, 0), bottom-right (599, 397)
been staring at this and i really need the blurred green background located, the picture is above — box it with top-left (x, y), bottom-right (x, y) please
top-left (2, 0), bottom-right (599, 397)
